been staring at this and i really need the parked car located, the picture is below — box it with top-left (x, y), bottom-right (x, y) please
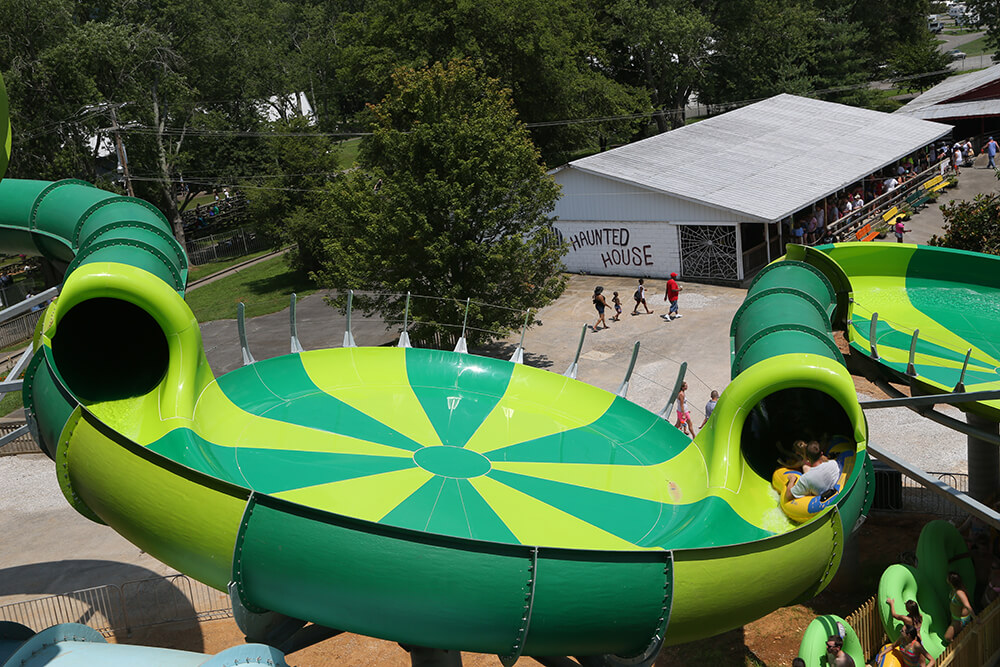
top-left (929, 20), bottom-right (945, 33)
top-left (949, 49), bottom-right (967, 59)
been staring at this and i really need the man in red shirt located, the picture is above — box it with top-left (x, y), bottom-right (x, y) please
top-left (664, 272), bottom-right (683, 320)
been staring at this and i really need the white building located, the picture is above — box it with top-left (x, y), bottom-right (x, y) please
top-left (550, 94), bottom-right (951, 283)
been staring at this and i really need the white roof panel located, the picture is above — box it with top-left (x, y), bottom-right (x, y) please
top-left (569, 94), bottom-right (952, 222)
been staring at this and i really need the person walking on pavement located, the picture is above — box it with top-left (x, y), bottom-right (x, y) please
top-left (664, 272), bottom-right (683, 320)
top-left (632, 279), bottom-right (652, 315)
top-left (985, 137), bottom-right (999, 169)
top-left (592, 286), bottom-right (609, 330)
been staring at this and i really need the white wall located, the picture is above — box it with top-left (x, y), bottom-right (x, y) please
top-left (552, 167), bottom-right (745, 223)
top-left (553, 220), bottom-right (681, 278)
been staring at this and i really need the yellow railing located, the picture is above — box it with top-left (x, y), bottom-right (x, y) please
top-left (845, 595), bottom-right (887, 660)
top-left (937, 595), bottom-right (1000, 667)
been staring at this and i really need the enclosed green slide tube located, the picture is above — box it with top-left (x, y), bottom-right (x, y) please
top-left (2, 73), bottom-right (872, 661)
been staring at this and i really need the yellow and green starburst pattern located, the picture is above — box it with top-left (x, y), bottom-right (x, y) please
top-left (147, 347), bottom-right (775, 550)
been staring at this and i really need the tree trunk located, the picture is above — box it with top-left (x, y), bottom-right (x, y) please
top-left (151, 82), bottom-right (186, 247)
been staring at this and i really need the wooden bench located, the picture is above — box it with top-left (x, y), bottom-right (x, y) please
top-left (855, 222), bottom-right (880, 242)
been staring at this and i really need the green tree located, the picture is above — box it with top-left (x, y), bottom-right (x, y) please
top-left (929, 194), bottom-right (1000, 255)
top-left (598, 0), bottom-right (713, 130)
top-left (312, 60), bottom-right (567, 345)
top-left (699, 0), bottom-right (817, 105)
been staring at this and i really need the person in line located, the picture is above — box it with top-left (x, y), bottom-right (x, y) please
top-left (945, 571), bottom-right (973, 644)
top-left (632, 278), bottom-right (652, 315)
top-left (592, 286), bottom-right (608, 331)
top-left (893, 624), bottom-right (934, 666)
top-left (825, 634), bottom-right (855, 667)
top-left (664, 272), bottom-right (683, 320)
top-left (792, 659), bottom-right (806, 667)
top-left (784, 441), bottom-right (840, 502)
top-left (701, 390), bottom-right (719, 428)
top-left (953, 145), bottom-right (963, 175)
top-left (984, 137), bottom-right (999, 169)
top-left (611, 291), bottom-right (622, 321)
top-left (675, 381), bottom-right (695, 437)
top-left (886, 597), bottom-right (923, 633)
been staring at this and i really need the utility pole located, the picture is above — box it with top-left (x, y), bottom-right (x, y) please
top-left (109, 105), bottom-right (134, 197)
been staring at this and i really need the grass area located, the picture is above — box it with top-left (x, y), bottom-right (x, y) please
top-left (187, 250), bottom-right (273, 282)
top-left (184, 254), bottom-right (318, 322)
top-left (0, 391), bottom-right (22, 417)
top-left (959, 34), bottom-right (994, 57)
top-left (336, 138), bottom-right (362, 169)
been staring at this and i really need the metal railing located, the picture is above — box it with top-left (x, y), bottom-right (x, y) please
top-left (0, 308), bottom-right (43, 349)
top-left (0, 421), bottom-right (39, 455)
top-left (0, 574), bottom-right (232, 637)
top-left (185, 226), bottom-right (271, 266)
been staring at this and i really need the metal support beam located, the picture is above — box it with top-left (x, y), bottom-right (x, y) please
top-left (398, 292), bottom-right (412, 348)
top-left (401, 646), bottom-right (463, 667)
top-left (869, 312), bottom-right (879, 360)
top-left (968, 413), bottom-right (1000, 504)
top-left (238, 303), bottom-right (255, 366)
top-left (509, 310), bottom-right (530, 364)
top-left (658, 362), bottom-right (688, 419)
top-left (563, 324), bottom-right (588, 379)
top-left (0, 424), bottom-right (29, 448)
top-left (906, 329), bottom-right (919, 377)
top-left (955, 348), bottom-right (972, 392)
top-left (289, 294), bottom-right (304, 354)
top-left (0, 286), bottom-right (58, 323)
top-left (343, 290), bottom-right (356, 348)
top-left (454, 298), bottom-right (471, 354)
top-left (615, 342), bottom-right (640, 398)
top-left (867, 444), bottom-right (1000, 532)
top-left (870, 379), bottom-right (1000, 446)
top-left (860, 388), bottom-right (1000, 410)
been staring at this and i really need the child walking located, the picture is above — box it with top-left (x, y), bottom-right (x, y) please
top-left (611, 292), bottom-right (622, 321)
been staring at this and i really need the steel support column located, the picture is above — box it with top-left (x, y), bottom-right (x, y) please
top-left (968, 412), bottom-right (1000, 503)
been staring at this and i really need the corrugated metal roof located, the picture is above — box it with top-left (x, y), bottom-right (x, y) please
top-left (897, 64), bottom-right (1000, 114)
top-left (897, 99), bottom-right (1000, 121)
top-left (567, 94), bottom-right (952, 222)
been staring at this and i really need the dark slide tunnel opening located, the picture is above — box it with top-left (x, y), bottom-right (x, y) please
top-left (51, 298), bottom-right (168, 403)
top-left (740, 387), bottom-right (856, 482)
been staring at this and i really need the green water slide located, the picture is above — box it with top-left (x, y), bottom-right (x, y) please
top-left (1, 78), bottom-right (873, 662)
top-left (786, 242), bottom-right (1000, 422)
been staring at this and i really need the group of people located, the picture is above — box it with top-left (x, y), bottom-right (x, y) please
top-left (672, 383), bottom-right (718, 438)
top-left (778, 439), bottom-right (842, 503)
top-left (881, 570), bottom-right (973, 667)
top-left (590, 274), bottom-right (684, 331)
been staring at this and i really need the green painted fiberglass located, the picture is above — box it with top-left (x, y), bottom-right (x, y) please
top-left (1, 85), bottom-right (875, 659)
top-left (788, 242), bottom-right (1000, 422)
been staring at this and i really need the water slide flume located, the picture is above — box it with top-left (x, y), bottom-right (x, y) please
top-left (0, 176), bottom-right (872, 661)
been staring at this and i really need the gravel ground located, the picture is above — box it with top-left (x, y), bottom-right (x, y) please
top-left (0, 453), bottom-right (67, 513)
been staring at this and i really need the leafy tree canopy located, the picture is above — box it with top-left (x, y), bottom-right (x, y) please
top-left (310, 60), bottom-right (567, 344)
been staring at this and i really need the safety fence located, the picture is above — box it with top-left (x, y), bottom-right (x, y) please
top-left (0, 421), bottom-right (38, 455)
top-left (872, 464), bottom-right (970, 518)
top-left (844, 596), bottom-right (886, 661)
top-left (843, 585), bottom-right (1000, 666)
top-left (185, 226), bottom-right (270, 266)
top-left (0, 574), bottom-right (232, 637)
top-left (937, 595), bottom-right (1000, 667)
top-left (0, 308), bottom-right (43, 349)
